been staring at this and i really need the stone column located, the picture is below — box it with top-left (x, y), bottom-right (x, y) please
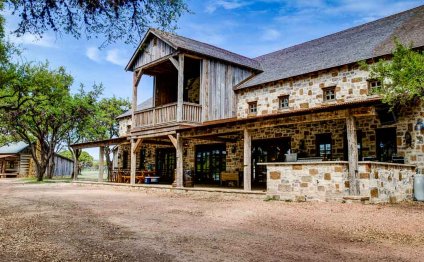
top-left (243, 128), bottom-right (252, 191)
top-left (346, 115), bottom-right (359, 195)
top-left (98, 146), bottom-right (104, 182)
top-left (130, 138), bottom-right (137, 185)
top-left (175, 133), bottom-right (184, 187)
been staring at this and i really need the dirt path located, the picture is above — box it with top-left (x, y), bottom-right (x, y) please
top-left (0, 181), bottom-right (423, 261)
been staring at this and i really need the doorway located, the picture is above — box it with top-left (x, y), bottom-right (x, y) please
top-left (155, 148), bottom-right (176, 183)
top-left (376, 128), bottom-right (397, 162)
top-left (252, 138), bottom-right (291, 188)
top-left (195, 144), bottom-right (226, 185)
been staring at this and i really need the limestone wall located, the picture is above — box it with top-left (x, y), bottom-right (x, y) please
top-left (357, 162), bottom-right (415, 203)
top-left (118, 117), bottom-right (132, 137)
top-left (265, 162), bottom-right (349, 201)
top-left (236, 65), bottom-right (373, 118)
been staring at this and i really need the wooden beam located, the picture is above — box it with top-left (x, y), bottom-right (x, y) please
top-left (169, 56), bottom-right (179, 69)
top-left (168, 135), bottom-right (177, 148)
top-left (243, 128), bottom-right (252, 191)
top-left (346, 114), bottom-right (359, 195)
top-left (130, 138), bottom-right (137, 185)
top-left (133, 51), bottom-right (179, 72)
top-left (98, 146), bottom-right (105, 182)
top-left (133, 138), bottom-right (143, 153)
top-left (175, 133), bottom-right (184, 187)
top-left (177, 54), bottom-right (184, 122)
top-left (132, 70), bottom-right (142, 131)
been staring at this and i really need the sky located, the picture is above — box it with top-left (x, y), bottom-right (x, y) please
top-left (3, 0), bottom-right (423, 159)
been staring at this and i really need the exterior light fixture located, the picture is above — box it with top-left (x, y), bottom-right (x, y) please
top-left (415, 119), bottom-right (423, 131)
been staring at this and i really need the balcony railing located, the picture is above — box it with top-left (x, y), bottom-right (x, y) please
top-left (133, 102), bottom-right (202, 129)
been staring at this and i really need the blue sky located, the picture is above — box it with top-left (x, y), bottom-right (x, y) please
top-left (3, 0), bottom-right (423, 158)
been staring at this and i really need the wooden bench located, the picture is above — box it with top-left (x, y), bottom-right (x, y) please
top-left (220, 172), bottom-right (239, 187)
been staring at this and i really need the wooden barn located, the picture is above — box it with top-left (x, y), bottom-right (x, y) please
top-left (0, 142), bottom-right (74, 178)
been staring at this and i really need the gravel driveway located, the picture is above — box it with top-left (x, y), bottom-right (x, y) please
top-left (0, 180), bottom-right (423, 261)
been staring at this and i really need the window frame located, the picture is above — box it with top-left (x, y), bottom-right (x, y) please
top-left (367, 79), bottom-right (381, 91)
top-left (316, 133), bottom-right (332, 159)
top-left (322, 86), bottom-right (336, 102)
top-left (278, 95), bottom-right (290, 109)
top-left (248, 101), bottom-right (258, 114)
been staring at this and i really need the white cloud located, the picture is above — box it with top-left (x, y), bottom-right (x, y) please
top-left (261, 28), bottom-right (281, 41)
top-left (105, 49), bottom-right (127, 66)
top-left (9, 34), bottom-right (57, 48)
top-left (205, 0), bottom-right (251, 13)
top-left (85, 47), bottom-right (101, 62)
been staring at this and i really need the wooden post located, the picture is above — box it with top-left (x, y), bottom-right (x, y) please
top-left (346, 115), bottom-right (359, 195)
top-left (130, 138), bottom-right (137, 185)
top-left (243, 128), bottom-right (252, 191)
top-left (175, 133), bottom-right (184, 187)
top-left (132, 70), bottom-right (142, 129)
top-left (177, 54), bottom-right (184, 122)
top-left (98, 146), bottom-right (104, 182)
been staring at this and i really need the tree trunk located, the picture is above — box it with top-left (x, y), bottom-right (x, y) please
top-left (104, 146), bottom-right (112, 181)
top-left (46, 155), bottom-right (55, 179)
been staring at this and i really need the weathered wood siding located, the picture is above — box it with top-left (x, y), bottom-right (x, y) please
top-left (201, 59), bottom-right (252, 121)
top-left (133, 36), bottom-right (175, 69)
top-left (53, 155), bottom-right (74, 177)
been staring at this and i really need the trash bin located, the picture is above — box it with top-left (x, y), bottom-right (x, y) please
top-left (414, 174), bottom-right (424, 201)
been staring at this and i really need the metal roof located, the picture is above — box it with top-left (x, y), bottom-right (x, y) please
top-left (116, 97), bottom-right (153, 119)
top-left (0, 142), bottom-right (29, 154)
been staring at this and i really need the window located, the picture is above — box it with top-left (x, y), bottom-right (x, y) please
top-left (248, 102), bottom-right (257, 114)
top-left (139, 149), bottom-right (146, 170)
top-left (279, 95), bottom-right (289, 109)
top-left (368, 80), bottom-right (381, 91)
top-left (316, 134), bottom-right (332, 159)
top-left (323, 87), bottom-right (336, 101)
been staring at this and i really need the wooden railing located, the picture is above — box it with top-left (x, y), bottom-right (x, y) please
top-left (133, 102), bottom-right (202, 129)
top-left (182, 102), bottom-right (202, 123)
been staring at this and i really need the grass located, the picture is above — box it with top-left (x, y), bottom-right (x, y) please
top-left (20, 176), bottom-right (72, 184)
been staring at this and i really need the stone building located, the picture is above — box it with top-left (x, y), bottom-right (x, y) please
top-left (74, 6), bottom-right (424, 202)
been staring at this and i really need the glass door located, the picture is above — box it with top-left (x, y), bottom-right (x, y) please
top-left (195, 144), bottom-right (226, 185)
top-left (155, 148), bottom-right (176, 183)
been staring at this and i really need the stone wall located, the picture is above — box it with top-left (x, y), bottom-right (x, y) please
top-left (357, 162), bottom-right (415, 203)
top-left (265, 161), bottom-right (415, 203)
top-left (236, 65), bottom-right (374, 118)
top-left (265, 162), bottom-right (349, 202)
top-left (118, 118), bottom-right (131, 137)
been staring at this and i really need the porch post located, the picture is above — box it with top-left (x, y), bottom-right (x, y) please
top-left (177, 54), bottom-right (184, 122)
top-left (132, 70), bottom-right (142, 130)
top-left (346, 115), bottom-right (360, 195)
top-left (243, 128), bottom-right (252, 191)
top-left (130, 138), bottom-right (137, 185)
top-left (98, 146), bottom-right (105, 182)
top-left (176, 133), bottom-right (184, 187)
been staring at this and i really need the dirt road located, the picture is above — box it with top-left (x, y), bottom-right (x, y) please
top-left (0, 181), bottom-right (423, 261)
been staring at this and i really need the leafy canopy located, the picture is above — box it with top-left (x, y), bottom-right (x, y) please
top-left (60, 150), bottom-right (94, 167)
top-left (7, 0), bottom-right (189, 46)
top-left (362, 41), bottom-right (424, 108)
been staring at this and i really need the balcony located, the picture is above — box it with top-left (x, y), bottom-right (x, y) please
top-left (133, 102), bottom-right (202, 129)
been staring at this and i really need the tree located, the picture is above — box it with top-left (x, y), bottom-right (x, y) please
top-left (361, 41), bottom-right (424, 108)
top-left (60, 150), bottom-right (94, 168)
top-left (7, 0), bottom-right (188, 46)
top-left (93, 96), bottom-right (130, 179)
top-left (0, 62), bottom-right (96, 181)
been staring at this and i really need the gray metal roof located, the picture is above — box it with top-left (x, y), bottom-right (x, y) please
top-left (0, 141), bottom-right (29, 154)
top-left (237, 5), bottom-right (424, 89)
top-left (127, 28), bottom-right (262, 71)
top-left (117, 97), bottom-right (153, 119)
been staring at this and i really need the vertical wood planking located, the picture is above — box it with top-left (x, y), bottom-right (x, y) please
top-left (134, 37), bottom-right (175, 69)
top-left (346, 115), bottom-right (359, 195)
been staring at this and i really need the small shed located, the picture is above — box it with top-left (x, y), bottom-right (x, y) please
top-left (0, 142), bottom-right (74, 178)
